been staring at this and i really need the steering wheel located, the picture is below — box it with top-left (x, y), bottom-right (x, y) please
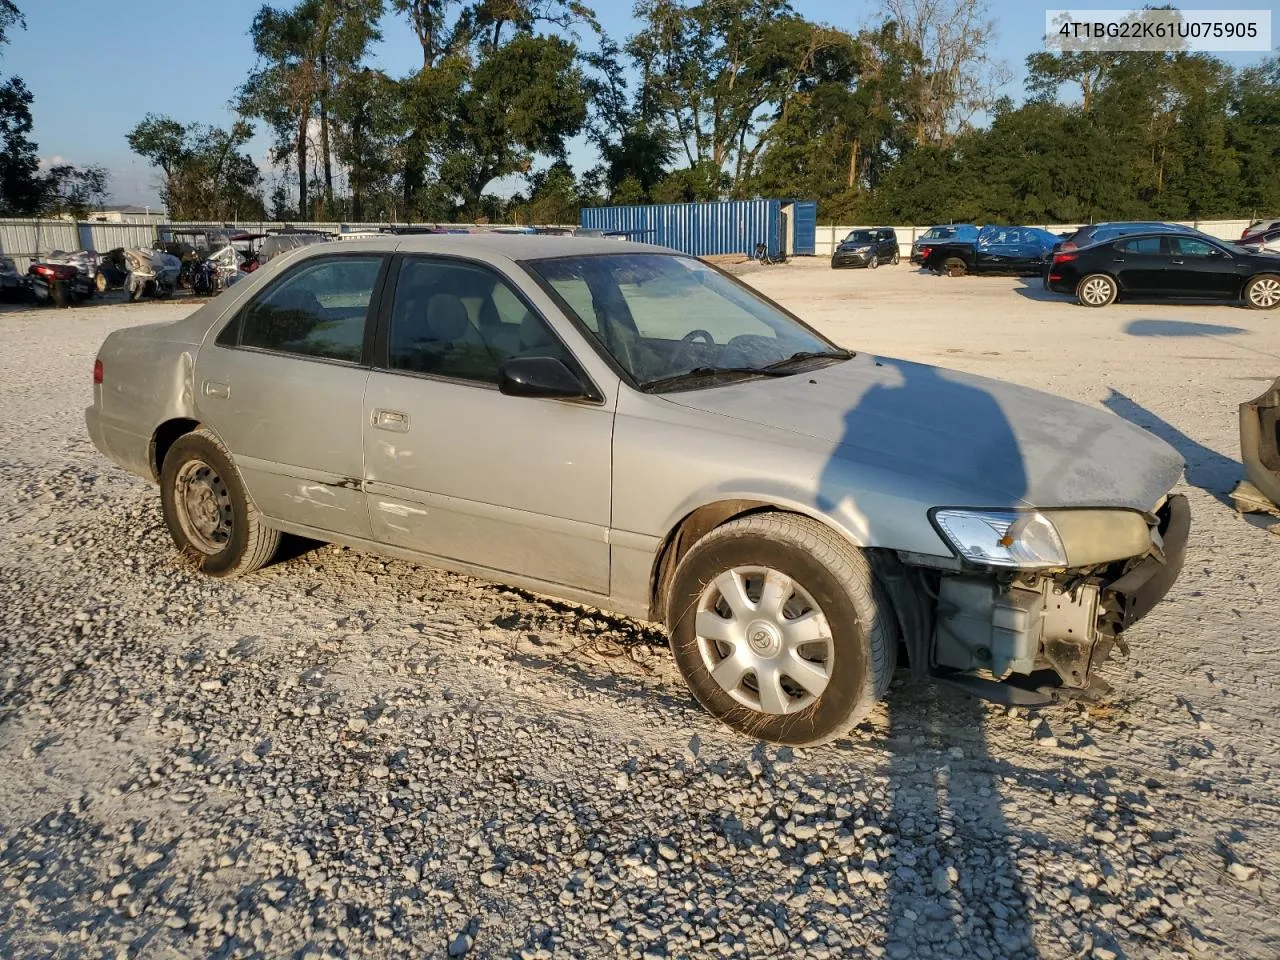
top-left (681, 329), bottom-right (715, 345)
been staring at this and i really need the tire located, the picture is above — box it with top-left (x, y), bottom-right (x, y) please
top-left (159, 427), bottom-right (281, 578)
top-left (942, 257), bottom-right (967, 277)
top-left (51, 280), bottom-right (69, 309)
top-left (95, 271), bottom-right (107, 294)
top-left (891, 250), bottom-right (900, 265)
top-left (1076, 273), bottom-right (1117, 308)
top-left (1244, 274), bottom-right (1280, 310)
top-left (666, 513), bottom-right (898, 746)
top-left (868, 254), bottom-right (879, 270)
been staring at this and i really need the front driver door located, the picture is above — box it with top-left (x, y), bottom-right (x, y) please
top-left (362, 254), bottom-right (614, 595)
top-left (196, 253), bottom-right (387, 540)
top-left (1165, 235), bottom-right (1245, 298)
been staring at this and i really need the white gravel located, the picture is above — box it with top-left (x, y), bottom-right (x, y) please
top-left (1, 268), bottom-right (1278, 960)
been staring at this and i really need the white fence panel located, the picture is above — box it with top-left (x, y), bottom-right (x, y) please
top-left (0, 220), bottom-right (80, 272)
top-left (79, 222), bottom-right (158, 253)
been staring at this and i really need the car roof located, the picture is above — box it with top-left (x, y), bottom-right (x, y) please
top-left (342, 233), bottom-right (676, 261)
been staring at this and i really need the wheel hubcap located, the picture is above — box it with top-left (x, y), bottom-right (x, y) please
top-left (1252, 278), bottom-right (1279, 307)
top-left (695, 567), bottom-right (833, 715)
top-left (174, 459), bottom-right (233, 554)
top-left (1082, 278), bottom-right (1111, 304)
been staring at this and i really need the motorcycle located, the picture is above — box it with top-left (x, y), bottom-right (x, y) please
top-left (122, 248), bottom-right (181, 301)
top-left (41, 249), bottom-right (100, 297)
top-left (27, 261), bottom-right (91, 308)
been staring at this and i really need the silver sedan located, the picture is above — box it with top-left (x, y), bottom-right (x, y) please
top-left (87, 235), bottom-right (1190, 744)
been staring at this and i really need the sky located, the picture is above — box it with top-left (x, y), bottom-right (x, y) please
top-left (3, 0), bottom-right (1276, 207)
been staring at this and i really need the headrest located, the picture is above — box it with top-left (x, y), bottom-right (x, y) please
top-left (427, 294), bottom-right (471, 340)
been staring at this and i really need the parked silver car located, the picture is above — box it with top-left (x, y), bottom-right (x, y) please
top-left (87, 236), bottom-right (1190, 744)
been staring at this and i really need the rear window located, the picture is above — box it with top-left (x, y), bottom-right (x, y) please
top-left (1116, 237), bottom-right (1164, 255)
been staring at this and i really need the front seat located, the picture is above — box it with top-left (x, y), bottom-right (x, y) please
top-left (424, 293), bottom-right (497, 377)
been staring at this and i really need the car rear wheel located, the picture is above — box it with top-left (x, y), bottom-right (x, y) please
top-left (160, 427), bottom-right (280, 578)
top-left (942, 257), bottom-right (966, 277)
top-left (1077, 273), bottom-right (1118, 307)
top-left (666, 513), bottom-right (897, 745)
top-left (891, 250), bottom-right (900, 265)
top-left (1245, 274), bottom-right (1280, 310)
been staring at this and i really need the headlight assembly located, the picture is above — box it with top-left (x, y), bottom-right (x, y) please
top-left (933, 510), bottom-right (1067, 568)
top-left (933, 508), bottom-right (1154, 569)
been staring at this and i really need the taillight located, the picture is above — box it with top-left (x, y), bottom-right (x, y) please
top-left (1059, 242), bottom-right (1076, 252)
top-left (93, 359), bottom-right (103, 385)
top-left (919, 245), bottom-right (932, 258)
top-left (1052, 252), bottom-right (1077, 264)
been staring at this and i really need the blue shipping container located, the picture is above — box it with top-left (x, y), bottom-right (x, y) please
top-left (582, 200), bottom-right (811, 259)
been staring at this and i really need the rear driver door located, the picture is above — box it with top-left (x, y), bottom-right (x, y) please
top-left (197, 254), bottom-right (388, 540)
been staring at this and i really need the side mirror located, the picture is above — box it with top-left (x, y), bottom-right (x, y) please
top-left (499, 356), bottom-right (592, 400)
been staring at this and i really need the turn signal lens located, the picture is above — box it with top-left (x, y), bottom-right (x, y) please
top-left (93, 359), bottom-right (103, 384)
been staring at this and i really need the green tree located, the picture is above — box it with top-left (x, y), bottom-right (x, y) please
top-left (0, 0), bottom-right (43, 216)
top-left (127, 115), bottom-right (265, 220)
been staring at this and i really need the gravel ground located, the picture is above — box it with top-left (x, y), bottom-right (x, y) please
top-left (1, 267), bottom-right (1278, 960)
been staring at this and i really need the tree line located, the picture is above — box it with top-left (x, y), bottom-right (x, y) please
top-left (3, 0), bottom-right (1279, 226)
top-left (0, 2), bottom-right (109, 218)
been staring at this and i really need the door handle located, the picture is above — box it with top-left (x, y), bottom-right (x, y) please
top-left (372, 408), bottom-right (410, 432)
top-left (203, 380), bottom-right (230, 399)
top-left (1171, 259), bottom-right (1184, 264)
top-left (1113, 258), bottom-right (1126, 262)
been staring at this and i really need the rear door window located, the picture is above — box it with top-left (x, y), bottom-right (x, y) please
top-left (1116, 237), bottom-right (1165, 256)
top-left (234, 256), bottom-right (384, 363)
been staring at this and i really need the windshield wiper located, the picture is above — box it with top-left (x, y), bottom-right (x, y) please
top-left (640, 350), bottom-right (852, 393)
top-left (640, 365), bottom-right (791, 393)
top-left (758, 349), bottom-right (853, 371)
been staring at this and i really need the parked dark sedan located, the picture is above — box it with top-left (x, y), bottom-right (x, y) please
top-left (1057, 221), bottom-right (1194, 252)
top-left (1046, 232), bottom-right (1280, 308)
top-left (831, 228), bottom-right (899, 269)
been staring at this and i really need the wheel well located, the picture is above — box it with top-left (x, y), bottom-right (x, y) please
top-left (150, 418), bottom-right (200, 480)
top-left (648, 500), bottom-right (788, 624)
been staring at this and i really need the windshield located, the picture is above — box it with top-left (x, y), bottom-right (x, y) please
top-left (526, 253), bottom-right (843, 389)
top-left (843, 230), bottom-right (875, 244)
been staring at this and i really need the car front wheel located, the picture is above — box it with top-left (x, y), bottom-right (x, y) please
top-left (1077, 273), bottom-right (1118, 307)
top-left (1245, 274), bottom-right (1280, 309)
top-left (160, 427), bottom-right (281, 578)
top-left (667, 513), bottom-right (897, 745)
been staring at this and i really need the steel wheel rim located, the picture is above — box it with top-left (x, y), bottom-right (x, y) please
top-left (1081, 277), bottom-right (1112, 304)
top-left (695, 566), bottom-right (833, 715)
top-left (1250, 278), bottom-right (1280, 307)
top-left (174, 459), bottom-right (233, 554)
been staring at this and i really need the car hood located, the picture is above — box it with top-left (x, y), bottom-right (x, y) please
top-left (661, 354), bottom-right (1183, 511)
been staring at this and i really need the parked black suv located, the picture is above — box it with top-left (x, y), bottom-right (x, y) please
top-left (831, 227), bottom-right (899, 269)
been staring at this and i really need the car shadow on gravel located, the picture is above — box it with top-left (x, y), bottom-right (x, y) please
top-left (1103, 388), bottom-right (1241, 506)
top-left (1012, 278), bottom-right (1068, 303)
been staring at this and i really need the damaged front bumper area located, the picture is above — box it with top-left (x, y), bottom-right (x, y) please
top-left (918, 494), bottom-right (1190, 701)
